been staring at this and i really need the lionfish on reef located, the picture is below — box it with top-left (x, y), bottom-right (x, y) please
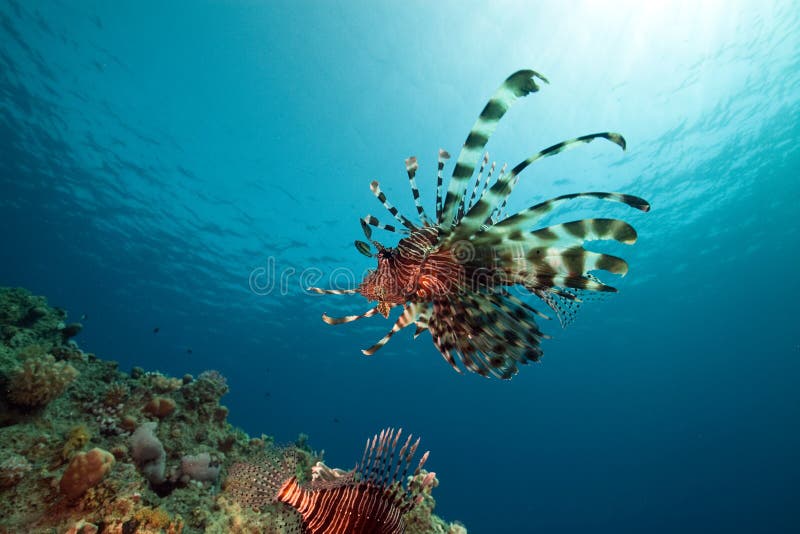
top-left (311, 69), bottom-right (650, 379)
top-left (225, 428), bottom-right (435, 534)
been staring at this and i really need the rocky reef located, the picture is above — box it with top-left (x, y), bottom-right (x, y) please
top-left (0, 287), bottom-right (466, 534)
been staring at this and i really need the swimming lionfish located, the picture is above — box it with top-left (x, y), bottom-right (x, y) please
top-left (227, 428), bottom-right (434, 534)
top-left (311, 69), bottom-right (650, 379)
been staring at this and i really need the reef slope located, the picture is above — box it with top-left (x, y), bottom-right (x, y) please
top-left (0, 287), bottom-right (466, 534)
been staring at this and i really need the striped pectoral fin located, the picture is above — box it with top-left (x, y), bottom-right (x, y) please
top-left (363, 214), bottom-right (400, 234)
top-left (322, 306), bottom-right (379, 325)
top-left (355, 240), bottom-right (373, 257)
top-left (552, 273), bottom-right (618, 292)
top-left (412, 303), bottom-right (432, 339)
top-left (360, 217), bottom-right (373, 239)
top-left (361, 304), bottom-right (419, 355)
top-left (370, 180), bottom-right (417, 231)
top-left (308, 287), bottom-right (360, 295)
top-left (531, 247), bottom-right (629, 278)
top-left (459, 152), bottom-right (489, 221)
top-left (502, 291), bottom-right (552, 321)
top-left (440, 70), bottom-right (548, 229)
top-left (466, 153), bottom-right (489, 209)
top-left (486, 191), bottom-right (650, 235)
top-left (430, 328), bottom-right (463, 375)
top-left (531, 218), bottom-right (639, 245)
top-left (435, 149), bottom-right (451, 222)
top-left (405, 156), bottom-right (431, 225)
top-left (519, 254), bottom-right (621, 291)
top-left (452, 133), bottom-right (628, 241)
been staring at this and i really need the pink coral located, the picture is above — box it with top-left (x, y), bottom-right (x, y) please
top-left (59, 447), bottom-right (115, 500)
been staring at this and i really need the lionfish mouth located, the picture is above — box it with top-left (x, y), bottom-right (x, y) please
top-left (310, 69), bottom-right (650, 380)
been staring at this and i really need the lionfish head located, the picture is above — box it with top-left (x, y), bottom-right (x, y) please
top-left (358, 246), bottom-right (408, 317)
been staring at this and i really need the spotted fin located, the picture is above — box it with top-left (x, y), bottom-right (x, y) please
top-left (427, 291), bottom-right (547, 379)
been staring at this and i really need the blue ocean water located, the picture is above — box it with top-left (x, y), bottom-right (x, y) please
top-left (1, 0), bottom-right (799, 532)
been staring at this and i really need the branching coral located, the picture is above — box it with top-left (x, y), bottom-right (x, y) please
top-left (6, 352), bottom-right (79, 407)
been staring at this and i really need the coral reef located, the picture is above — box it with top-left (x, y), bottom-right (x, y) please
top-left (59, 447), bottom-right (115, 500)
top-left (6, 351), bottom-right (79, 407)
top-left (0, 287), bottom-right (467, 533)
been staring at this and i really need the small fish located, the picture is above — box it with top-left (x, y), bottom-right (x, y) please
top-left (311, 69), bottom-right (650, 380)
top-left (153, 327), bottom-right (160, 334)
top-left (276, 428), bottom-right (434, 534)
top-left (80, 313), bottom-right (88, 321)
top-left (186, 348), bottom-right (192, 354)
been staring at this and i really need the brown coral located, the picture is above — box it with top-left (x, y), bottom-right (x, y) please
top-left (144, 396), bottom-right (177, 419)
top-left (103, 383), bottom-right (129, 407)
top-left (59, 447), bottom-right (115, 500)
top-left (6, 353), bottom-right (79, 407)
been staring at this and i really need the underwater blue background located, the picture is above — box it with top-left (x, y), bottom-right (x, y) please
top-left (1, 1), bottom-right (799, 532)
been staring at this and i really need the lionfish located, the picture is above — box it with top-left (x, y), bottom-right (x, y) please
top-left (226, 428), bottom-right (434, 534)
top-left (311, 69), bottom-right (650, 379)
